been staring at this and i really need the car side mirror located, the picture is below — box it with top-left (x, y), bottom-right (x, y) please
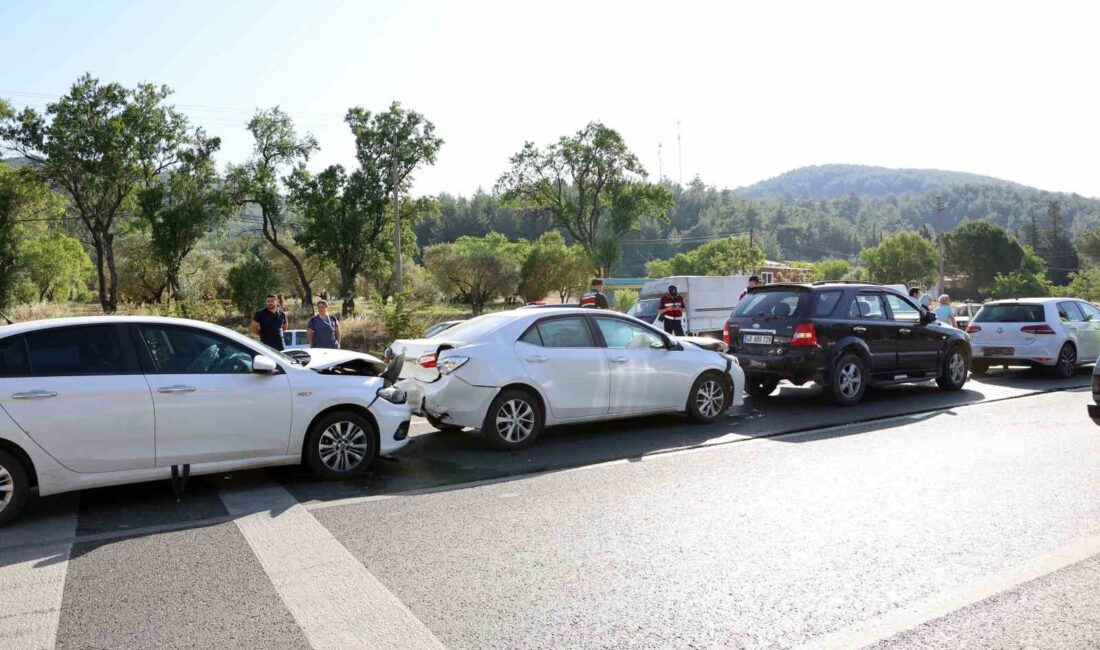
top-left (651, 339), bottom-right (669, 350)
top-left (253, 355), bottom-right (279, 374)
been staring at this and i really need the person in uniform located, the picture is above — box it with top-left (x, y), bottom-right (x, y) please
top-left (580, 279), bottom-right (610, 309)
top-left (658, 285), bottom-right (686, 336)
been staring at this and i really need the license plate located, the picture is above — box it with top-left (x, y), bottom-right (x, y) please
top-left (982, 346), bottom-right (1014, 356)
top-left (743, 334), bottom-right (773, 345)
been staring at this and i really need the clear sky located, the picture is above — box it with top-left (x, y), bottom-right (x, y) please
top-left (2, 0), bottom-right (1098, 197)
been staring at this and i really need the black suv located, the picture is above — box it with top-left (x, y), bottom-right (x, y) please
top-left (724, 282), bottom-right (971, 405)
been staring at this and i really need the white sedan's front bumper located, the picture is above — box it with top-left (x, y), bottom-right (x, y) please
top-left (370, 396), bottom-right (413, 454)
top-left (727, 359), bottom-right (745, 408)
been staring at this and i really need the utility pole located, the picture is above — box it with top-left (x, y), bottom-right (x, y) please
top-left (392, 136), bottom-right (403, 294)
top-left (657, 143), bottom-right (663, 182)
top-left (676, 119), bottom-right (683, 186)
top-left (935, 194), bottom-right (947, 297)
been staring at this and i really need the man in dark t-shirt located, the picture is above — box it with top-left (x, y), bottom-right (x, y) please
top-left (250, 293), bottom-right (289, 350)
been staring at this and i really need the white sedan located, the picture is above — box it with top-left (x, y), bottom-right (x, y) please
top-left (392, 308), bottom-right (745, 449)
top-left (0, 316), bottom-right (412, 525)
top-left (966, 298), bottom-right (1100, 378)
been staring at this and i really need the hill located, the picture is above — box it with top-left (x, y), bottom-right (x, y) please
top-left (734, 164), bottom-right (1022, 200)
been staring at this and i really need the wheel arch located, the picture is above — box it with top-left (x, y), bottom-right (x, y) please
top-left (826, 337), bottom-right (872, 385)
top-left (686, 368), bottom-right (731, 413)
top-left (301, 404), bottom-right (380, 461)
top-left (0, 438), bottom-right (37, 489)
top-left (495, 382), bottom-right (547, 415)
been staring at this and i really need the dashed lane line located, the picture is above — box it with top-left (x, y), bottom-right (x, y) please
top-left (797, 531), bottom-right (1100, 650)
top-left (217, 482), bottom-right (445, 650)
top-left (0, 495), bottom-right (78, 650)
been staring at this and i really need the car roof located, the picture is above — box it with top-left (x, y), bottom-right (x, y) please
top-left (981, 297), bottom-right (1065, 305)
top-left (0, 315), bottom-right (243, 338)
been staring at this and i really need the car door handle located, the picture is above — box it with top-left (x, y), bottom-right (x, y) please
top-left (899, 328), bottom-right (911, 335)
top-left (853, 327), bottom-right (867, 334)
top-left (157, 385), bottom-right (197, 394)
top-left (11, 390), bottom-right (57, 400)
top-left (610, 356), bottom-right (629, 364)
top-left (523, 355), bottom-right (548, 363)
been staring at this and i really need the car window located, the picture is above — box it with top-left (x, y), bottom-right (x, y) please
top-left (23, 325), bottom-right (129, 376)
top-left (0, 336), bottom-right (29, 377)
top-left (535, 317), bottom-right (594, 348)
top-left (595, 318), bottom-right (664, 350)
top-left (1058, 301), bottom-right (1085, 322)
top-left (1078, 302), bottom-right (1100, 322)
top-left (283, 331), bottom-right (294, 346)
top-left (140, 325), bottom-right (256, 374)
top-left (628, 299), bottom-right (660, 322)
top-left (733, 290), bottom-right (804, 319)
top-left (518, 326), bottom-right (543, 346)
top-left (884, 294), bottom-right (921, 323)
top-left (849, 293), bottom-right (885, 320)
top-left (439, 314), bottom-right (512, 344)
top-left (812, 291), bottom-right (843, 317)
top-left (973, 304), bottom-right (1045, 323)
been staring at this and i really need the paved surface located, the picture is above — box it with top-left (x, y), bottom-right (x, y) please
top-left (1, 368), bottom-right (1098, 649)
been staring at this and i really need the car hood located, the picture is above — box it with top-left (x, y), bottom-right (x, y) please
top-left (298, 348), bottom-right (388, 373)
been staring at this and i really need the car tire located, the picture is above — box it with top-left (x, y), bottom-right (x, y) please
top-left (744, 374), bottom-right (779, 398)
top-left (483, 389), bottom-right (544, 451)
top-left (426, 415), bottom-right (463, 433)
top-left (305, 411), bottom-right (378, 480)
top-left (936, 346), bottom-right (969, 391)
top-left (0, 450), bottom-right (30, 528)
top-left (828, 353), bottom-right (868, 406)
top-left (971, 360), bottom-right (990, 375)
top-left (688, 372), bottom-right (732, 423)
top-left (1052, 343), bottom-right (1077, 379)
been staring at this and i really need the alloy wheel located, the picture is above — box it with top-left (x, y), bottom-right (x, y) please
top-left (839, 362), bottom-right (862, 398)
top-left (695, 380), bottom-right (726, 419)
top-left (318, 421), bottom-right (369, 472)
top-left (496, 399), bottom-right (535, 443)
top-left (0, 464), bottom-right (12, 514)
top-left (949, 352), bottom-right (966, 385)
top-left (1061, 345), bottom-right (1076, 375)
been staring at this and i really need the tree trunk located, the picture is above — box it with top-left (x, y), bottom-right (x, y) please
top-left (392, 181), bottom-right (403, 293)
top-left (167, 265), bottom-right (182, 302)
top-left (92, 236), bottom-right (111, 312)
top-left (104, 232), bottom-right (119, 312)
top-left (262, 218), bottom-right (313, 310)
top-left (340, 270), bottom-right (356, 317)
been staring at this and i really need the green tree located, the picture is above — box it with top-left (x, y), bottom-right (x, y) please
top-left (812, 258), bottom-right (851, 282)
top-left (423, 234), bottom-right (521, 314)
top-left (227, 253), bottom-right (281, 320)
top-left (2, 74), bottom-right (191, 311)
top-left (1073, 227), bottom-right (1100, 265)
top-left (644, 236), bottom-right (764, 277)
top-left (859, 232), bottom-right (937, 285)
top-left (345, 102), bottom-right (443, 293)
top-left (20, 231), bottom-right (92, 301)
top-left (1064, 268), bottom-right (1100, 302)
top-left (990, 247), bottom-right (1050, 299)
top-left (518, 231), bottom-right (592, 303)
top-left (289, 164), bottom-right (389, 315)
top-left (614, 288), bottom-right (638, 313)
top-left (944, 221), bottom-right (1024, 297)
top-left (1044, 200), bottom-right (1079, 285)
top-left (497, 122), bottom-right (673, 275)
top-left (137, 133), bottom-right (230, 300)
top-left (227, 107), bottom-right (319, 308)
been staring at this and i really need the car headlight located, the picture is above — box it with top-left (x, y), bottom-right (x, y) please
top-left (376, 387), bottom-right (407, 404)
top-left (438, 356), bottom-right (470, 376)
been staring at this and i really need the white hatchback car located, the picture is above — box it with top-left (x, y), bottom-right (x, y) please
top-left (0, 316), bottom-right (411, 525)
top-left (966, 298), bottom-right (1100, 377)
top-left (393, 308), bottom-right (745, 449)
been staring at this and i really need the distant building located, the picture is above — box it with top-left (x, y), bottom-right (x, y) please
top-left (757, 261), bottom-right (814, 284)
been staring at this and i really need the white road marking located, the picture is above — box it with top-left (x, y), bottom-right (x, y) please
top-left (797, 531), bottom-right (1100, 650)
top-left (0, 496), bottom-right (78, 650)
top-left (218, 482), bottom-right (444, 650)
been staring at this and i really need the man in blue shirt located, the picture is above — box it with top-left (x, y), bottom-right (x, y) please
top-left (250, 293), bottom-right (289, 350)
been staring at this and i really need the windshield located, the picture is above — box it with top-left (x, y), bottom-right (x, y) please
top-left (973, 304), bottom-right (1045, 323)
top-left (629, 299), bottom-right (660, 320)
top-left (732, 290), bottom-right (806, 319)
top-left (436, 313), bottom-right (513, 344)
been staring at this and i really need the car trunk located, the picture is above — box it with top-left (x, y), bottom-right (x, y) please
top-left (968, 303), bottom-right (1047, 351)
top-left (726, 287), bottom-right (810, 354)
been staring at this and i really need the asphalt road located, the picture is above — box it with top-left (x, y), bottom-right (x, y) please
top-left (2, 367), bottom-right (1098, 649)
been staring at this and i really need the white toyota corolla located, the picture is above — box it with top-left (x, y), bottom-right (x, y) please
top-left (392, 308), bottom-right (745, 449)
top-left (0, 316), bottom-right (411, 525)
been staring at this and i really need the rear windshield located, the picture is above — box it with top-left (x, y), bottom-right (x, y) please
top-left (629, 299), bottom-right (660, 320)
top-left (732, 290), bottom-right (806, 319)
top-left (973, 304), bottom-right (1045, 323)
top-left (437, 314), bottom-right (513, 344)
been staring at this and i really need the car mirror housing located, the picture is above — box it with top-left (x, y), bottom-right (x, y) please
top-left (252, 355), bottom-right (279, 374)
top-left (921, 311), bottom-right (936, 325)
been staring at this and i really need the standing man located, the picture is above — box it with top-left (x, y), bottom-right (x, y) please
top-left (580, 279), bottom-right (610, 309)
top-left (307, 300), bottom-right (340, 349)
top-left (250, 293), bottom-right (289, 351)
top-left (739, 275), bottom-right (761, 301)
top-left (658, 285), bottom-right (686, 336)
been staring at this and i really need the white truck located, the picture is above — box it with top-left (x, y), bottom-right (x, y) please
top-left (627, 275), bottom-right (751, 338)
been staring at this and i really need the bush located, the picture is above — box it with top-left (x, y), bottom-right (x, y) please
top-left (614, 289), bottom-right (638, 313)
top-left (226, 254), bottom-right (280, 320)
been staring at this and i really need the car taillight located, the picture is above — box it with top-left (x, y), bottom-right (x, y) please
top-left (417, 353), bottom-right (437, 368)
top-left (723, 322), bottom-right (730, 345)
top-left (1021, 324), bottom-right (1056, 335)
top-left (965, 324), bottom-right (981, 334)
top-left (792, 323), bottom-right (818, 347)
